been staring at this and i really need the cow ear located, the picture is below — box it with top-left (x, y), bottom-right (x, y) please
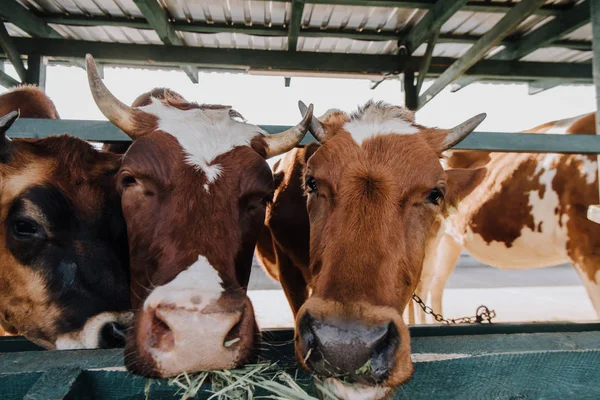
top-left (0, 111), bottom-right (18, 162)
top-left (445, 167), bottom-right (486, 208)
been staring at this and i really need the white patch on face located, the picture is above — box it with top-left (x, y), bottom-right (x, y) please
top-left (344, 119), bottom-right (420, 145)
top-left (55, 311), bottom-right (133, 350)
top-left (319, 378), bottom-right (391, 400)
top-left (144, 255), bottom-right (223, 312)
top-left (139, 99), bottom-right (263, 185)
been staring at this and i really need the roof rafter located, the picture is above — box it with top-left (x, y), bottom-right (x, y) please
top-left (288, 0), bottom-right (306, 51)
top-left (418, 0), bottom-right (547, 109)
top-left (0, 67), bottom-right (19, 88)
top-left (0, 22), bottom-right (25, 82)
top-left (133, 0), bottom-right (198, 83)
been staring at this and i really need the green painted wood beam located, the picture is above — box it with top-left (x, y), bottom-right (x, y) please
top-left (133, 0), bottom-right (198, 83)
top-left (24, 53), bottom-right (45, 88)
top-left (288, 0), bottom-right (305, 51)
top-left (494, 0), bottom-right (590, 61)
top-left (23, 367), bottom-right (81, 400)
top-left (0, 22), bottom-right (25, 81)
top-left (402, 0), bottom-right (469, 53)
top-left (528, 80), bottom-right (561, 95)
top-left (404, 70), bottom-right (417, 110)
top-left (418, 0), bottom-right (546, 109)
top-left (4, 37), bottom-right (593, 82)
top-left (0, 0), bottom-right (61, 39)
top-left (416, 29), bottom-right (439, 95)
top-left (36, 13), bottom-right (592, 52)
top-left (0, 68), bottom-right (19, 88)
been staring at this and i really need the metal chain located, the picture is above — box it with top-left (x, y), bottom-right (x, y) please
top-left (412, 293), bottom-right (496, 324)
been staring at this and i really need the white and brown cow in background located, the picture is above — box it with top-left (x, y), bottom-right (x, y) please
top-left (86, 55), bottom-right (313, 378)
top-left (256, 101), bottom-right (487, 399)
top-left (0, 86), bottom-right (131, 348)
top-left (417, 112), bottom-right (600, 322)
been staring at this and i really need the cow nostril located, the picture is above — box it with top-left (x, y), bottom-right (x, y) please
top-left (369, 322), bottom-right (400, 382)
top-left (223, 306), bottom-right (248, 349)
top-left (149, 311), bottom-right (175, 352)
top-left (98, 322), bottom-right (127, 349)
top-left (298, 312), bottom-right (319, 365)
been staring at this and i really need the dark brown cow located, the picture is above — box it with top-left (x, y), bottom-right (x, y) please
top-left (85, 55), bottom-right (313, 377)
top-left (0, 87), bottom-right (130, 349)
top-left (257, 101), bottom-right (486, 398)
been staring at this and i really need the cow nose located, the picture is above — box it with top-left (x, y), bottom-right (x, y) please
top-left (126, 291), bottom-right (256, 378)
top-left (98, 321), bottom-right (127, 348)
top-left (298, 313), bottom-right (399, 383)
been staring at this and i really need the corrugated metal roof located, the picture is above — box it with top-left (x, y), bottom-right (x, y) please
top-left (6, 1), bottom-right (593, 63)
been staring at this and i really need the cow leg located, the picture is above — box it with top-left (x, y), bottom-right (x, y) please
top-left (275, 247), bottom-right (308, 316)
top-left (430, 234), bottom-right (462, 316)
top-left (574, 265), bottom-right (600, 318)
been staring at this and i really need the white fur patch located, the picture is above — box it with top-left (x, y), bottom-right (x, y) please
top-left (344, 119), bottom-right (420, 145)
top-left (139, 99), bottom-right (263, 185)
top-left (144, 255), bottom-right (223, 311)
top-left (573, 155), bottom-right (598, 185)
top-left (55, 311), bottom-right (133, 350)
top-left (542, 115), bottom-right (585, 134)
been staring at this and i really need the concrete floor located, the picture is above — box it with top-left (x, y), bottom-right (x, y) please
top-left (247, 254), bottom-right (597, 329)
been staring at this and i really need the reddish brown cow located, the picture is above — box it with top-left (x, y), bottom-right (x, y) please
top-left (86, 55), bottom-right (313, 377)
top-left (257, 101), bottom-right (486, 398)
top-left (0, 87), bottom-right (130, 349)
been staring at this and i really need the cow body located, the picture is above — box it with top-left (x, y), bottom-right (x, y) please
top-left (256, 101), bottom-right (486, 399)
top-left (420, 112), bottom-right (600, 319)
top-left (0, 86), bottom-right (131, 349)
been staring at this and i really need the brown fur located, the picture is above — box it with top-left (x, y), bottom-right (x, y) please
top-left (0, 85), bottom-right (60, 119)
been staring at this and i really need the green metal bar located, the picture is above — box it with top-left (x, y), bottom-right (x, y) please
top-left (591, 0), bottom-right (600, 207)
top-left (24, 53), bottom-right (44, 88)
top-left (402, 0), bottom-right (469, 53)
top-left (415, 29), bottom-right (439, 95)
top-left (494, 0), bottom-right (590, 61)
top-left (528, 80), bottom-right (561, 95)
top-left (288, 0), bottom-right (305, 51)
top-left (404, 70), bottom-right (417, 110)
top-left (0, 68), bottom-right (18, 88)
top-left (418, 0), bottom-right (546, 109)
top-left (0, 22), bottom-right (25, 82)
top-left (24, 367), bottom-right (81, 400)
top-left (133, 0), bottom-right (198, 83)
top-left (0, 0), bottom-right (61, 39)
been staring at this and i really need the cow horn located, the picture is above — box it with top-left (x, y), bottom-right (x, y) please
top-left (86, 54), bottom-right (138, 138)
top-left (298, 101), bottom-right (329, 143)
top-left (263, 103), bottom-right (314, 158)
top-left (442, 113), bottom-right (487, 151)
top-left (0, 110), bottom-right (18, 161)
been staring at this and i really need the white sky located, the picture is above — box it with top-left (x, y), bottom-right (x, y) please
top-left (1, 63), bottom-right (597, 133)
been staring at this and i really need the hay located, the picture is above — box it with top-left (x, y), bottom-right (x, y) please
top-left (166, 362), bottom-right (333, 400)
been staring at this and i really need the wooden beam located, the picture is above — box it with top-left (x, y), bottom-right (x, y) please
top-left (416, 29), bottom-right (439, 96)
top-left (494, 0), bottom-right (590, 61)
top-left (449, 76), bottom-right (478, 92)
top-left (0, 0), bottom-right (61, 39)
top-left (133, 0), bottom-right (198, 83)
top-left (403, 0), bottom-right (468, 53)
top-left (589, 0), bottom-right (600, 223)
top-left (528, 80), bottom-right (561, 95)
top-left (418, 0), bottom-right (546, 108)
top-left (404, 70), bottom-right (417, 110)
top-left (0, 22), bottom-right (24, 82)
top-left (25, 53), bottom-right (45, 88)
top-left (0, 68), bottom-right (19, 88)
top-left (288, 0), bottom-right (305, 51)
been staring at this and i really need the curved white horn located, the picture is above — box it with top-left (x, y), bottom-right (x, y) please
top-left (86, 54), bottom-right (138, 138)
top-left (442, 113), bottom-right (487, 151)
top-left (298, 101), bottom-right (329, 143)
top-left (263, 103), bottom-right (314, 158)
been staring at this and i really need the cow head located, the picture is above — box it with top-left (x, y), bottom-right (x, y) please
top-left (86, 55), bottom-right (313, 377)
top-left (0, 111), bottom-right (130, 349)
top-left (294, 101), bottom-right (486, 397)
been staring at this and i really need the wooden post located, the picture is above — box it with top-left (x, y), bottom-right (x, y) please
top-left (404, 70), bottom-right (417, 111)
top-left (588, 0), bottom-right (600, 223)
top-left (25, 53), bottom-right (45, 89)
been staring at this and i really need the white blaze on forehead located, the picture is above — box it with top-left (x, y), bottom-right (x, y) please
top-left (139, 98), bottom-right (264, 184)
top-left (144, 255), bottom-right (223, 311)
top-left (343, 106), bottom-right (419, 145)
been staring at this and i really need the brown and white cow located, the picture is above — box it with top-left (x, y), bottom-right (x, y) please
top-left (418, 112), bottom-right (600, 321)
top-left (256, 101), bottom-right (486, 398)
top-left (0, 86), bottom-right (131, 349)
top-left (85, 55), bottom-right (313, 377)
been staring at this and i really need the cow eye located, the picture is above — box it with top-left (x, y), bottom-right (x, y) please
top-left (13, 220), bottom-right (40, 239)
top-left (306, 176), bottom-right (318, 194)
top-left (426, 188), bottom-right (444, 206)
top-left (121, 174), bottom-right (137, 188)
